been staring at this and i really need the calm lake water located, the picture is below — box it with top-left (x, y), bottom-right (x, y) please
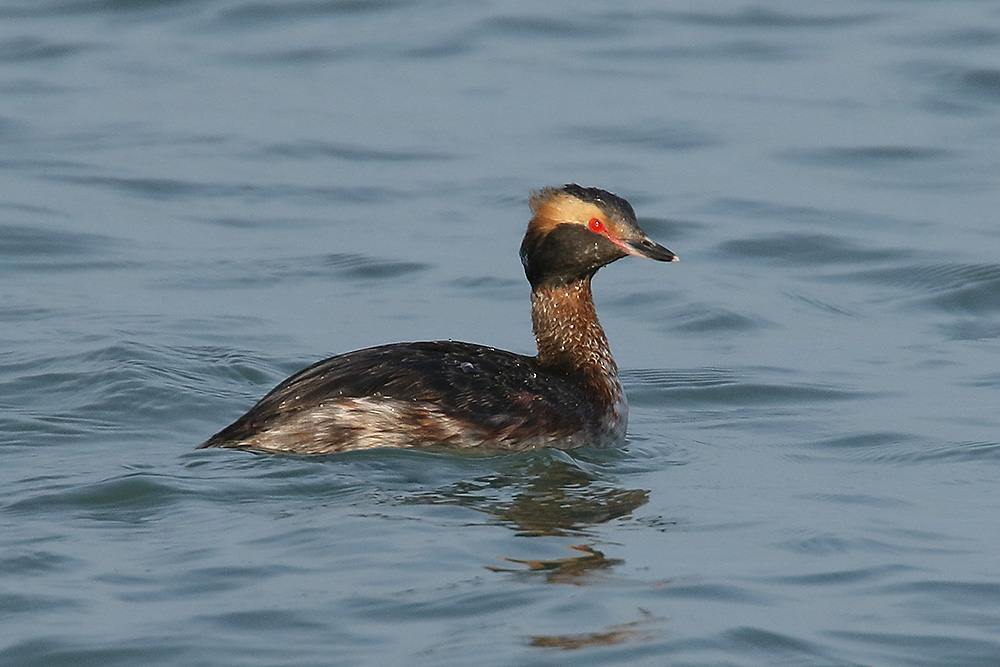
top-left (3, 1), bottom-right (1000, 665)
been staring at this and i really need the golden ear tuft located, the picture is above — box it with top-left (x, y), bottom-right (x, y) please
top-left (529, 188), bottom-right (607, 234)
top-left (528, 187), bottom-right (563, 217)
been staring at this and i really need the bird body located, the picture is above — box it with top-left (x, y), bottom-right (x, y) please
top-left (200, 185), bottom-right (676, 455)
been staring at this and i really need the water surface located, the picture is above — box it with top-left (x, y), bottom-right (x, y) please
top-left (3, 1), bottom-right (1000, 665)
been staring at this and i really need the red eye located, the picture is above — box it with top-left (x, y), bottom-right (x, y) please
top-left (588, 218), bottom-right (604, 233)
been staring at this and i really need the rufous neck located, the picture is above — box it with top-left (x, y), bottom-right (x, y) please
top-left (530, 279), bottom-right (618, 380)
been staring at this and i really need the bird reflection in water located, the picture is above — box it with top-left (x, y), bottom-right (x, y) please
top-left (409, 451), bottom-right (647, 584)
top-left (485, 544), bottom-right (622, 584)
top-left (409, 452), bottom-right (663, 649)
top-left (408, 452), bottom-right (649, 537)
top-left (526, 611), bottom-right (664, 650)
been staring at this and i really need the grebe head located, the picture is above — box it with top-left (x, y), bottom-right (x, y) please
top-left (519, 184), bottom-right (677, 288)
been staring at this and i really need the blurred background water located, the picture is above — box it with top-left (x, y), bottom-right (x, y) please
top-left (2, 0), bottom-right (1000, 665)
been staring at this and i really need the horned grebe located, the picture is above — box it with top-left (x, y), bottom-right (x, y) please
top-left (199, 184), bottom-right (676, 454)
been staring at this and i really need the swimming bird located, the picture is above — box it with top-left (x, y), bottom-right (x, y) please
top-left (200, 184), bottom-right (676, 454)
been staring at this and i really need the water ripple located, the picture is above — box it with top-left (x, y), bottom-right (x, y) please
top-left (900, 58), bottom-right (1000, 111)
top-left (701, 198), bottom-right (912, 230)
top-left (562, 123), bottom-right (718, 151)
top-left (484, 15), bottom-right (622, 39)
top-left (164, 252), bottom-right (429, 288)
top-left (47, 173), bottom-right (404, 204)
top-left (7, 473), bottom-right (192, 520)
top-left (0, 638), bottom-right (182, 667)
top-left (215, 0), bottom-right (407, 28)
top-left (796, 430), bottom-right (1000, 464)
top-left (0, 36), bottom-right (95, 62)
top-left (900, 27), bottom-right (1000, 49)
top-left (0, 223), bottom-right (113, 257)
top-left (598, 40), bottom-right (800, 62)
top-left (842, 262), bottom-right (1000, 314)
top-left (962, 68), bottom-right (1000, 101)
top-left (766, 564), bottom-right (911, 587)
top-left (665, 304), bottom-right (772, 333)
top-left (259, 140), bottom-right (456, 162)
top-left (1, 340), bottom-right (282, 447)
top-left (722, 626), bottom-right (836, 665)
top-left (626, 368), bottom-right (866, 406)
top-left (828, 630), bottom-right (1000, 666)
top-left (667, 7), bottom-right (883, 28)
top-left (716, 232), bottom-right (904, 266)
top-left (781, 145), bottom-right (954, 167)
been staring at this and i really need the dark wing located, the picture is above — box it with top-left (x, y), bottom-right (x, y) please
top-left (201, 341), bottom-right (592, 448)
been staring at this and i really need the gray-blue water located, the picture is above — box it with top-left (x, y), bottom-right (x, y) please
top-left (3, 1), bottom-right (1000, 665)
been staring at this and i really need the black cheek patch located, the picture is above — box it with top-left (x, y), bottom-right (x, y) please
top-left (523, 224), bottom-right (626, 287)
